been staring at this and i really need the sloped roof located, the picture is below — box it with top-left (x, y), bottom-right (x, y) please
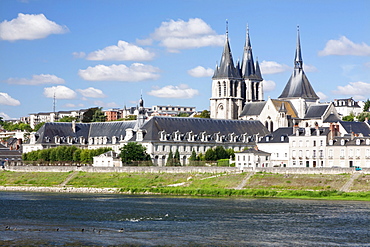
top-left (239, 102), bottom-right (266, 117)
top-left (339, 121), bottom-right (370, 136)
top-left (259, 127), bottom-right (293, 143)
top-left (89, 121), bottom-right (136, 138)
top-left (212, 36), bottom-right (241, 79)
top-left (304, 104), bottom-right (329, 119)
top-left (271, 100), bottom-right (298, 118)
top-left (140, 116), bottom-right (270, 142)
top-left (36, 122), bottom-right (91, 143)
top-left (279, 70), bottom-right (319, 100)
top-left (238, 148), bottom-right (270, 155)
top-left (323, 113), bottom-right (341, 123)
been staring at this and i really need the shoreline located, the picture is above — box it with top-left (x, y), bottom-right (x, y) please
top-left (0, 185), bottom-right (120, 194)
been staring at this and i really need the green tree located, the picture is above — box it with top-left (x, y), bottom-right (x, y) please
top-left (363, 99), bottom-right (370, 112)
top-left (82, 107), bottom-right (106, 123)
top-left (204, 148), bottom-right (217, 161)
top-left (176, 112), bottom-right (190, 117)
top-left (34, 122), bottom-right (45, 132)
top-left (189, 150), bottom-right (197, 161)
top-left (120, 142), bottom-right (150, 165)
top-left (357, 112), bottom-right (370, 122)
top-left (342, 113), bottom-right (355, 122)
top-left (166, 150), bottom-right (174, 166)
top-left (199, 110), bottom-right (210, 118)
top-left (226, 148), bottom-right (235, 160)
top-left (215, 146), bottom-right (228, 160)
top-left (57, 116), bottom-right (77, 122)
top-left (174, 149), bottom-right (181, 166)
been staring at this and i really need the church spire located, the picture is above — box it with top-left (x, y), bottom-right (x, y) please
top-left (241, 24), bottom-right (256, 78)
top-left (295, 26), bottom-right (303, 69)
top-left (212, 20), bottom-right (240, 79)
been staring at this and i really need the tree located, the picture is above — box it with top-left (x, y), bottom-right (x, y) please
top-left (120, 142), bottom-right (150, 165)
top-left (57, 116), bottom-right (77, 122)
top-left (82, 107), bottom-right (106, 123)
top-left (204, 148), bottom-right (217, 161)
top-left (189, 150), bottom-right (197, 161)
top-left (215, 146), bottom-right (228, 160)
top-left (174, 149), bottom-right (181, 166)
top-left (166, 150), bottom-right (174, 166)
top-left (194, 110), bottom-right (211, 118)
top-left (363, 99), bottom-right (370, 112)
top-left (342, 113), bottom-right (355, 122)
top-left (176, 112), bottom-right (190, 117)
top-left (357, 112), bottom-right (370, 122)
top-left (34, 122), bottom-right (45, 132)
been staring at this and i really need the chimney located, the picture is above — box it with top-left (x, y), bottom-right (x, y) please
top-left (72, 120), bottom-right (76, 133)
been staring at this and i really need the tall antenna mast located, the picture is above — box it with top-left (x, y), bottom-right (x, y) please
top-left (53, 91), bottom-right (56, 113)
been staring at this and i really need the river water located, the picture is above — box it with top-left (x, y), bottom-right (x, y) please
top-left (0, 192), bottom-right (369, 246)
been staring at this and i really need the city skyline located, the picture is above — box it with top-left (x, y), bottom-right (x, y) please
top-left (1, 0), bottom-right (369, 120)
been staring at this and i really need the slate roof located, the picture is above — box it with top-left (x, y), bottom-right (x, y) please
top-left (213, 35), bottom-right (241, 79)
top-left (34, 122), bottom-right (91, 144)
top-left (271, 100), bottom-right (298, 118)
top-left (259, 127), bottom-right (293, 143)
top-left (89, 121), bottom-right (136, 138)
top-left (339, 121), bottom-right (370, 136)
top-left (238, 148), bottom-right (270, 155)
top-left (304, 104), bottom-right (329, 119)
top-left (139, 116), bottom-right (270, 142)
top-left (239, 102), bottom-right (266, 117)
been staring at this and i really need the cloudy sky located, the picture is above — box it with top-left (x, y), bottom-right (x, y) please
top-left (0, 0), bottom-right (369, 120)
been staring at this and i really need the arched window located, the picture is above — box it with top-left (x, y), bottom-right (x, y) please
top-left (270, 121), bottom-right (274, 132)
top-left (223, 81), bottom-right (226, 97)
top-left (218, 82), bottom-right (221, 97)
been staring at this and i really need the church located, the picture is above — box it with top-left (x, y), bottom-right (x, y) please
top-left (210, 26), bottom-right (340, 131)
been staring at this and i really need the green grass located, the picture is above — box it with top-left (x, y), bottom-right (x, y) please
top-left (0, 171), bottom-right (71, 186)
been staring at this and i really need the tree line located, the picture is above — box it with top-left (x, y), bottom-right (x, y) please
top-left (22, 146), bottom-right (112, 164)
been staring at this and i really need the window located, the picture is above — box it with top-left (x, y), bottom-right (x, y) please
top-left (349, 149), bottom-right (353, 158)
top-left (313, 140), bottom-right (316, 147)
top-left (320, 140), bottom-right (324, 146)
top-left (313, 150), bottom-right (316, 158)
top-left (329, 149), bottom-right (333, 158)
top-left (319, 150), bottom-right (323, 158)
top-left (340, 149), bottom-right (345, 158)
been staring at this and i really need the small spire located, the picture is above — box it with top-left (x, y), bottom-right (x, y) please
top-left (226, 19), bottom-right (229, 37)
top-left (295, 25), bottom-right (303, 69)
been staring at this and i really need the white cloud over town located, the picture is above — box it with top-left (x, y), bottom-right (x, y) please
top-left (317, 92), bottom-right (328, 101)
top-left (0, 13), bottom-right (68, 41)
top-left (43, 85), bottom-right (77, 99)
top-left (333, 81), bottom-right (370, 100)
top-left (148, 18), bottom-right (224, 52)
top-left (86, 40), bottom-right (155, 61)
top-left (64, 103), bottom-right (85, 108)
top-left (93, 100), bottom-right (119, 108)
top-left (5, 74), bottom-right (65, 85)
top-left (319, 36), bottom-right (370, 56)
top-left (76, 87), bottom-right (106, 98)
top-left (148, 84), bottom-right (199, 98)
top-left (187, 66), bottom-right (214, 77)
top-left (0, 112), bottom-right (12, 120)
top-left (0, 92), bottom-right (21, 106)
top-left (78, 63), bottom-right (160, 82)
top-left (260, 61), bottom-right (290, 74)
top-left (262, 80), bottom-right (276, 92)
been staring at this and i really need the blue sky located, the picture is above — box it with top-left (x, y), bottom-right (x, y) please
top-left (1, 0), bottom-right (369, 120)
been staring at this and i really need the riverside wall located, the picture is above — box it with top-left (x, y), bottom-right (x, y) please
top-left (3, 165), bottom-right (369, 174)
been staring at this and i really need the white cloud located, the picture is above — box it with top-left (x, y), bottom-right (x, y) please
top-left (0, 92), bottom-right (21, 106)
top-left (150, 18), bottom-right (224, 52)
top-left (317, 91), bottom-right (328, 101)
top-left (43, 85), bottom-right (77, 99)
top-left (148, 84), bottom-right (199, 99)
top-left (260, 60), bottom-right (290, 74)
top-left (0, 13), bottom-right (68, 41)
top-left (64, 103), bottom-right (84, 108)
top-left (262, 80), bottom-right (276, 92)
top-left (0, 112), bottom-right (12, 120)
top-left (76, 87), bottom-right (106, 98)
top-left (93, 101), bottom-right (119, 108)
top-left (5, 74), bottom-right (64, 85)
top-left (86, 40), bottom-right (155, 61)
top-left (333, 81), bottom-right (370, 100)
top-left (303, 64), bottom-right (318, 72)
top-left (78, 63), bottom-right (160, 82)
top-left (319, 36), bottom-right (370, 56)
top-left (187, 66), bottom-right (214, 77)
top-left (72, 52), bottom-right (86, 59)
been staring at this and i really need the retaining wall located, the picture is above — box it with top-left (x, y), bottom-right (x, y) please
top-left (4, 165), bottom-right (369, 174)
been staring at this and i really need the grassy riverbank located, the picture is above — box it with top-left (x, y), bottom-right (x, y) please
top-left (1, 170), bottom-right (370, 200)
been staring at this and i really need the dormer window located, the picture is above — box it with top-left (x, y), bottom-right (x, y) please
top-left (356, 139), bottom-right (361, 145)
top-left (341, 139), bottom-right (345, 146)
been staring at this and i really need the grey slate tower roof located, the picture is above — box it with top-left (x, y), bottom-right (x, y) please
top-left (241, 27), bottom-right (263, 81)
top-left (212, 26), bottom-right (240, 79)
top-left (278, 28), bottom-right (319, 100)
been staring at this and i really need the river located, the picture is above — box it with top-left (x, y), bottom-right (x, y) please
top-left (0, 192), bottom-right (369, 246)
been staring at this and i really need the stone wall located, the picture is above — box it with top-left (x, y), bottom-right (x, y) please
top-left (4, 165), bottom-right (369, 174)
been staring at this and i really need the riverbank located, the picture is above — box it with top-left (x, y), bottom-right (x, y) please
top-left (1, 169), bottom-right (369, 200)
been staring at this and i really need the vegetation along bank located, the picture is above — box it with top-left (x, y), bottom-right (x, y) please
top-left (1, 169), bottom-right (370, 201)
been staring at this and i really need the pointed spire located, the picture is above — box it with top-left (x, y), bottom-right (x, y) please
top-left (212, 20), bottom-right (240, 79)
top-left (255, 57), bottom-right (263, 80)
top-left (295, 25), bottom-right (303, 69)
top-left (241, 24), bottom-right (256, 78)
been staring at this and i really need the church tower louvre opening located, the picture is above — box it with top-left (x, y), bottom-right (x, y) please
top-left (210, 23), bottom-right (263, 120)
